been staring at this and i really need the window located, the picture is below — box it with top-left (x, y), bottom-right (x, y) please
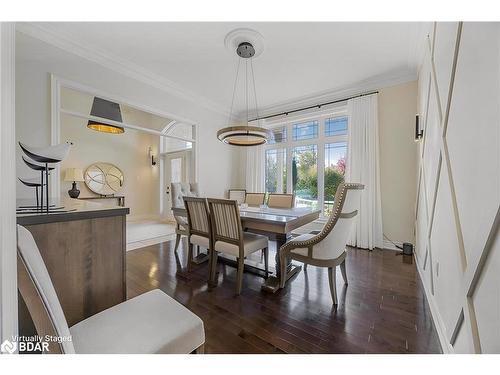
top-left (268, 126), bottom-right (287, 144)
top-left (265, 149), bottom-right (287, 193)
top-left (325, 116), bottom-right (347, 137)
top-left (292, 120), bottom-right (318, 141)
top-left (171, 158), bottom-right (182, 183)
top-left (292, 145), bottom-right (318, 209)
top-left (263, 110), bottom-right (348, 216)
top-left (324, 142), bottom-right (347, 215)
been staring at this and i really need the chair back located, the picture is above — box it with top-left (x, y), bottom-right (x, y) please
top-left (207, 199), bottom-right (243, 246)
top-left (183, 197), bottom-right (211, 239)
top-left (245, 193), bottom-right (265, 207)
top-left (171, 182), bottom-right (199, 208)
top-left (267, 193), bottom-right (294, 209)
top-left (281, 183), bottom-right (364, 261)
top-left (228, 189), bottom-right (246, 204)
top-left (16, 225), bottom-right (75, 354)
top-left (314, 183), bottom-right (364, 259)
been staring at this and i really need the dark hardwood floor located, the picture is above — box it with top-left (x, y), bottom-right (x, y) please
top-left (126, 238), bottom-right (442, 354)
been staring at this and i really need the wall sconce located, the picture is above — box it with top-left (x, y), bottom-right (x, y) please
top-left (148, 146), bottom-right (157, 166)
top-left (415, 114), bottom-right (423, 141)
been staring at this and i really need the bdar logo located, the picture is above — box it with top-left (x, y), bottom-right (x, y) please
top-left (1, 339), bottom-right (17, 354)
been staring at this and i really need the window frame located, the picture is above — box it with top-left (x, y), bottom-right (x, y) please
top-left (262, 107), bottom-right (348, 216)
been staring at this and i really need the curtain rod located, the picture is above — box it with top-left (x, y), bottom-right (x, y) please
top-left (249, 91), bottom-right (379, 122)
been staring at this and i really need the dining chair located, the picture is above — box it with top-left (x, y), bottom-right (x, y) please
top-left (171, 182), bottom-right (199, 254)
top-left (183, 197), bottom-right (213, 274)
top-left (245, 192), bottom-right (265, 207)
top-left (278, 182), bottom-right (364, 305)
top-left (228, 189), bottom-right (246, 204)
top-left (267, 193), bottom-right (294, 209)
top-left (16, 224), bottom-right (205, 354)
top-left (207, 198), bottom-right (269, 294)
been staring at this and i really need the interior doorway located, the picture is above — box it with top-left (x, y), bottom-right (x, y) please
top-left (162, 149), bottom-right (192, 221)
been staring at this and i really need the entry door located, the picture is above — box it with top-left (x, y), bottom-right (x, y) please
top-left (163, 151), bottom-right (188, 220)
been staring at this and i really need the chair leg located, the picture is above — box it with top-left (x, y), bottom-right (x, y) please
top-left (263, 247), bottom-right (269, 278)
top-left (187, 242), bottom-right (194, 272)
top-left (236, 257), bottom-right (244, 295)
top-left (279, 251), bottom-right (287, 289)
top-left (328, 267), bottom-right (338, 305)
top-left (207, 248), bottom-right (213, 283)
top-left (210, 250), bottom-right (218, 286)
top-left (174, 234), bottom-right (181, 253)
top-left (340, 259), bottom-right (348, 285)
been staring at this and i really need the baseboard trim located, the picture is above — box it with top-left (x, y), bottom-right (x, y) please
top-left (414, 254), bottom-right (453, 354)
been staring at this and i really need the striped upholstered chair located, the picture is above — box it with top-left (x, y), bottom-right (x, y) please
top-left (244, 193), bottom-right (265, 207)
top-left (267, 193), bottom-right (294, 209)
top-left (278, 183), bottom-right (364, 305)
top-left (171, 183), bottom-right (199, 254)
top-left (183, 197), bottom-right (212, 274)
top-left (207, 198), bottom-right (269, 295)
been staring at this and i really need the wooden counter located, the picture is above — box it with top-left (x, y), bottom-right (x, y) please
top-left (17, 198), bottom-right (129, 329)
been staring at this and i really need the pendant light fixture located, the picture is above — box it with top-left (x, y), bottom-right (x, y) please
top-left (217, 32), bottom-right (270, 146)
top-left (87, 97), bottom-right (125, 134)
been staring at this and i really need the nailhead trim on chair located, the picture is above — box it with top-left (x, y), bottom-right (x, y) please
top-left (279, 182), bottom-right (365, 253)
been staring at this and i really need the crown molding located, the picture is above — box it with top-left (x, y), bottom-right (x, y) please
top-left (15, 22), bottom-right (231, 118)
top-left (238, 69), bottom-right (418, 120)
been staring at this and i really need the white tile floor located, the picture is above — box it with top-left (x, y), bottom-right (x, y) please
top-left (126, 219), bottom-right (176, 251)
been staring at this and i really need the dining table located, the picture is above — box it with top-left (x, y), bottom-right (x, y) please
top-left (172, 204), bottom-right (321, 293)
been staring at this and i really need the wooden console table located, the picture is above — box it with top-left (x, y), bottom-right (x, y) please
top-left (77, 195), bottom-right (125, 207)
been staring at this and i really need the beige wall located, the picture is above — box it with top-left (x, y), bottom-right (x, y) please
top-left (60, 108), bottom-right (160, 220)
top-left (15, 32), bottom-right (239, 206)
top-left (234, 81), bottom-right (419, 247)
top-left (378, 80), bottom-right (418, 246)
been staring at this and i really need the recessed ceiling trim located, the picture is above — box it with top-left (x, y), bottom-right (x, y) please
top-left (16, 22), bottom-right (231, 117)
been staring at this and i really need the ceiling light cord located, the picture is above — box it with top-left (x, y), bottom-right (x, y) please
top-left (227, 57), bottom-right (241, 128)
top-left (250, 57), bottom-right (260, 124)
top-left (245, 59), bottom-right (249, 126)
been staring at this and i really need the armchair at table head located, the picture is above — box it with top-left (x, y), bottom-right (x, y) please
top-left (278, 182), bottom-right (364, 305)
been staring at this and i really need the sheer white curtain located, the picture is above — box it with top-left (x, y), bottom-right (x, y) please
top-left (345, 94), bottom-right (383, 249)
top-left (245, 145), bottom-right (265, 193)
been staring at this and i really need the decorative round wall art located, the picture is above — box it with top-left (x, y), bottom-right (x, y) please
top-left (84, 162), bottom-right (124, 195)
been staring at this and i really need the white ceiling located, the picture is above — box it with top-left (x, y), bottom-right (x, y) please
top-left (18, 22), bottom-right (426, 116)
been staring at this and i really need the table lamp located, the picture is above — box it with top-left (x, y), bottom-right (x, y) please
top-left (64, 168), bottom-right (84, 198)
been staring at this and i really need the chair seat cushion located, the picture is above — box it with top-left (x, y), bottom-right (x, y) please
top-left (190, 234), bottom-right (210, 248)
top-left (289, 233), bottom-right (315, 257)
top-left (69, 289), bottom-right (204, 354)
top-left (215, 232), bottom-right (267, 257)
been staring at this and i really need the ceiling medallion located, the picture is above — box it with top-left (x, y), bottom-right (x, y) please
top-left (217, 29), bottom-right (270, 147)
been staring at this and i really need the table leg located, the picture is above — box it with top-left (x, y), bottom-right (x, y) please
top-left (261, 233), bottom-right (302, 293)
